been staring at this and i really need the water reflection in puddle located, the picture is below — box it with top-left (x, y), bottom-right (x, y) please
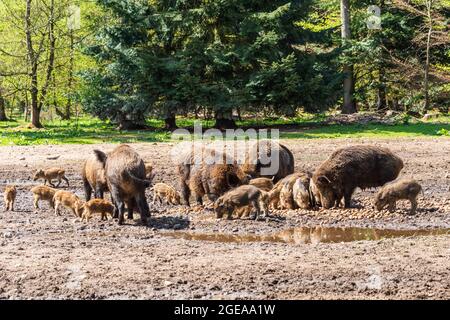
top-left (161, 227), bottom-right (449, 244)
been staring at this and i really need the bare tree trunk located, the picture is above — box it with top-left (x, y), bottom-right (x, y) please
top-left (340, 0), bottom-right (356, 114)
top-left (214, 110), bottom-right (236, 129)
top-left (64, 29), bottom-right (75, 120)
top-left (424, 0), bottom-right (433, 112)
top-left (164, 115), bottom-right (177, 130)
top-left (26, 0), bottom-right (42, 128)
top-left (38, 0), bottom-right (56, 113)
top-left (377, 70), bottom-right (387, 111)
top-left (0, 86), bottom-right (7, 121)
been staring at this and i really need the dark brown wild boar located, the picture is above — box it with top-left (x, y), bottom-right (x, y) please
top-left (82, 152), bottom-right (109, 201)
top-left (94, 144), bottom-right (153, 225)
top-left (241, 141), bottom-right (294, 183)
top-left (177, 146), bottom-right (249, 206)
top-left (374, 178), bottom-right (422, 215)
top-left (312, 145), bottom-right (404, 209)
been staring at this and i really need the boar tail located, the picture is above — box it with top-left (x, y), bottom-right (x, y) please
top-left (125, 170), bottom-right (153, 189)
top-left (93, 150), bottom-right (107, 166)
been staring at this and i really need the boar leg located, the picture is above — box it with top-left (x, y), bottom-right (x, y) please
top-left (388, 201), bottom-right (396, 213)
top-left (54, 202), bottom-right (61, 216)
top-left (252, 200), bottom-right (262, 220)
top-left (95, 188), bottom-right (104, 199)
top-left (109, 187), bottom-right (121, 220)
top-left (180, 180), bottom-right (191, 206)
top-left (126, 199), bottom-right (134, 220)
top-left (84, 180), bottom-right (93, 202)
top-left (63, 176), bottom-right (70, 187)
top-left (117, 201), bottom-right (126, 225)
top-left (343, 188), bottom-right (355, 208)
top-left (195, 195), bottom-right (203, 206)
top-left (409, 198), bottom-right (418, 215)
top-left (135, 192), bottom-right (150, 224)
top-left (33, 195), bottom-right (39, 209)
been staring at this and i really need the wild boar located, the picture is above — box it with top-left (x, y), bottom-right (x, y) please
top-left (249, 177), bottom-right (274, 192)
top-left (177, 146), bottom-right (249, 206)
top-left (189, 163), bottom-right (250, 206)
top-left (33, 168), bottom-right (69, 187)
top-left (292, 177), bottom-right (314, 209)
top-left (82, 152), bottom-right (109, 201)
top-left (279, 172), bottom-right (313, 210)
top-left (268, 171), bottom-right (312, 210)
top-left (94, 144), bottom-right (153, 225)
top-left (234, 190), bottom-right (270, 219)
top-left (374, 178), bottom-right (422, 215)
top-left (53, 190), bottom-right (83, 217)
top-left (81, 199), bottom-right (115, 222)
top-left (31, 185), bottom-right (57, 209)
top-left (241, 140), bottom-right (294, 183)
top-left (151, 183), bottom-right (181, 205)
top-left (144, 163), bottom-right (154, 179)
top-left (312, 145), bottom-right (403, 209)
top-left (3, 185), bottom-right (17, 211)
top-left (214, 185), bottom-right (269, 220)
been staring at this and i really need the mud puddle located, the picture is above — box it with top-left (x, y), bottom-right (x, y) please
top-left (161, 227), bottom-right (449, 244)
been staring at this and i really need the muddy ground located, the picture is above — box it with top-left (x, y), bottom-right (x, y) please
top-left (0, 138), bottom-right (449, 300)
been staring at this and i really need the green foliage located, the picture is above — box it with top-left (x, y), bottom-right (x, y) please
top-left (79, 0), bottom-right (341, 127)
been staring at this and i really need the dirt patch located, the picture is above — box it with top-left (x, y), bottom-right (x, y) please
top-left (0, 137), bottom-right (449, 299)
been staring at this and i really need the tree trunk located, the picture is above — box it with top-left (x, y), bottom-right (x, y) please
top-left (38, 0), bottom-right (56, 112)
top-left (25, 0), bottom-right (42, 128)
top-left (164, 115), bottom-right (177, 130)
top-left (0, 87), bottom-right (7, 121)
top-left (424, 1), bottom-right (433, 112)
top-left (377, 70), bottom-right (387, 111)
top-left (214, 110), bottom-right (236, 129)
top-left (64, 29), bottom-right (75, 120)
top-left (340, 0), bottom-right (356, 114)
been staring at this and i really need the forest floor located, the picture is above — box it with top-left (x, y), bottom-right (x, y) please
top-left (0, 137), bottom-right (449, 299)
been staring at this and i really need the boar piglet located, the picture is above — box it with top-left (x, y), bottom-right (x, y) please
top-left (375, 178), bottom-right (422, 215)
top-left (214, 185), bottom-right (269, 220)
top-left (31, 185), bottom-right (56, 209)
top-left (3, 185), bottom-right (17, 211)
top-left (33, 168), bottom-right (69, 187)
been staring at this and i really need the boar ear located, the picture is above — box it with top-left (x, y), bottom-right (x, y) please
top-left (93, 150), bottom-right (107, 166)
top-left (318, 176), bottom-right (331, 185)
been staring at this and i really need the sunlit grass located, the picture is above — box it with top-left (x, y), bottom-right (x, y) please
top-left (0, 115), bottom-right (449, 146)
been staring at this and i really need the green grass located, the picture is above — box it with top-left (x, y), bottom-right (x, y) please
top-left (0, 116), bottom-right (449, 146)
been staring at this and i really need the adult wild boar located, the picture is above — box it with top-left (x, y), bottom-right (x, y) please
top-left (94, 145), bottom-right (153, 225)
top-left (312, 145), bottom-right (403, 209)
top-left (82, 152), bottom-right (109, 201)
top-left (240, 140), bottom-right (294, 183)
top-left (176, 145), bottom-right (249, 206)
